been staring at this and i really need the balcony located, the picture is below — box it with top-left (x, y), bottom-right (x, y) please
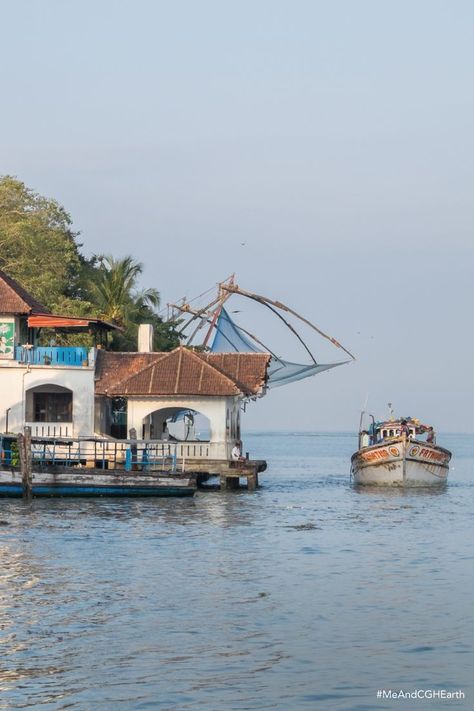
top-left (15, 346), bottom-right (92, 367)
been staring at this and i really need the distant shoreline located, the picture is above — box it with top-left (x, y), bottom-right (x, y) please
top-left (243, 430), bottom-right (473, 436)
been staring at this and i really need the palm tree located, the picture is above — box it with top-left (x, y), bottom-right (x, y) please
top-left (89, 255), bottom-right (161, 349)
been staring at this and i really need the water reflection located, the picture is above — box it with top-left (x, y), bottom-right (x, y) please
top-left (352, 484), bottom-right (448, 498)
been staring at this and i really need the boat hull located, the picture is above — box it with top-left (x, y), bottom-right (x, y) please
top-left (0, 468), bottom-right (196, 497)
top-left (351, 440), bottom-right (451, 487)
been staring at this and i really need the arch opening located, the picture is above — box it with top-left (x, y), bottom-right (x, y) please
top-left (141, 407), bottom-right (211, 442)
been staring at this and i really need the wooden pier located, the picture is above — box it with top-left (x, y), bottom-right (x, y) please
top-left (0, 433), bottom-right (266, 496)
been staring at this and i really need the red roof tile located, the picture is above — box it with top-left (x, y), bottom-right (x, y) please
top-left (0, 270), bottom-right (49, 315)
top-left (95, 347), bottom-right (270, 397)
top-left (198, 352), bottom-right (269, 395)
top-left (94, 350), bottom-right (165, 395)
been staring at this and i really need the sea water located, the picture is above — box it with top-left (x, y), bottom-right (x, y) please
top-left (0, 432), bottom-right (472, 711)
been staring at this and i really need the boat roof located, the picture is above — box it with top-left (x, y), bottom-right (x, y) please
top-left (373, 418), bottom-right (432, 431)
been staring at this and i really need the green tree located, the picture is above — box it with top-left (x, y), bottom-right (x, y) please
top-left (0, 176), bottom-right (179, 352)
top-left (0, 175), bottom-right (90, 312)
top-left (89, 255), bottom-right (179, 351)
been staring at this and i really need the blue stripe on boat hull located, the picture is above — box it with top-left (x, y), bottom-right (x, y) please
top-left (0, 484), bottom-right (194, 498)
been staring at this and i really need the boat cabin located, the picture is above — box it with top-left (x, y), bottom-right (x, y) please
top-left (359, 416), bottom-right (436, 449)
top-left (378, 422), bottom-right (416, 440)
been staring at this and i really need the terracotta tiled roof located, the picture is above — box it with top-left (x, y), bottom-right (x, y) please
top-left (94, 350), bottom-right (165, 395)
top-left (0, 270), bottom-right (49, 315)
top-left (95, 347), bottom-right (270, 397)
top-left (198, 352), bottom-right (269, 395)
top-left (108, 348), bottom-right (242, 397)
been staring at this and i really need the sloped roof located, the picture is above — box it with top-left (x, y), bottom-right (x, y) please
top-left (0, 270), bottom-right (49, 315)
top-left (95, 350), bottom-right (165, 395)
top-left (198, 352), bottom-right (269, 395)
top-left (95, 347), bottom-right (270, 397)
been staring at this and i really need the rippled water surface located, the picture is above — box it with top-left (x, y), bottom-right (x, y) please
top-left (0, 432), bottom-right (473, 710)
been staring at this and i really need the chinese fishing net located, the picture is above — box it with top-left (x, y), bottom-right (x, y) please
top-left (210, 308), bottom-right (347, 389)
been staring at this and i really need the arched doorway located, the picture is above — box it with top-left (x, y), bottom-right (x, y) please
top-left (141, 407), bottom-right (211, 442)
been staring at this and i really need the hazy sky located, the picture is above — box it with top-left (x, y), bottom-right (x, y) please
top-left (2, 1), bottom-right (473, 432)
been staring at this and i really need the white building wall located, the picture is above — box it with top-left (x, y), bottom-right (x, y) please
top-left (127, 395), bottom-right (241, 459)
top-left (0, 362), bottom-right (95, 436)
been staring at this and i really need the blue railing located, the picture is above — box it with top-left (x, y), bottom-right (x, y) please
top-left (14, 346), bottom-right (91, 367)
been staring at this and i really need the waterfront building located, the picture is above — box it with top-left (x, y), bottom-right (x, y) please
top-left (0, 271), bottom-right (269, 462)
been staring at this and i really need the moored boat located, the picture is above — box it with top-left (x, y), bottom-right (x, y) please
top-left (351, 415), bottom-right (451, 486)
top-left (0, 434), bottom-right (196, 498)
top-left (0, 467), bottom-right (196, 497)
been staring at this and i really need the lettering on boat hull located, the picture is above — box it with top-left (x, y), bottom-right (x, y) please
top-left (351, 442), bottom-right (451, 487)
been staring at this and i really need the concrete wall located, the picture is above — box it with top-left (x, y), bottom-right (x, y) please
top-left (0, 362), bottom-right (95, 436)
top-left (127, 395), bottom-right (242, 459)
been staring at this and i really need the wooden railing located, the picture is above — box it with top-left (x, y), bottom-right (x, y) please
top-left (15, 346), bottom-right (92, 367)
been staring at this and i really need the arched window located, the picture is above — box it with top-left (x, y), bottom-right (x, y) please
top-left (27, 385), bottom-right (72, 422)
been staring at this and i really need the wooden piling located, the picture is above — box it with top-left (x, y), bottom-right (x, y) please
top-left (19, 427), bottom-right (33, 498)
top-left (219, 462), bottom-right (260, 491)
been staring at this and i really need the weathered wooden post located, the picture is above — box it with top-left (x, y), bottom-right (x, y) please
top-left (19, 426), bottom-right (33, 498)
top-left (129, 427), bottom-right (138, 472)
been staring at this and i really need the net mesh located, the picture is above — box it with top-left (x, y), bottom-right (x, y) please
top-left (211, 308), bottom-right (346, 388)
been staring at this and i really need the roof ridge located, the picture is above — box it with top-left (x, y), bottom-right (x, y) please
top-left (182, 347), bottom-right (243, 393)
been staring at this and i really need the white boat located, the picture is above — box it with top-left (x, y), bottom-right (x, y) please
top-left (351, 415), bottom-right (451, 486)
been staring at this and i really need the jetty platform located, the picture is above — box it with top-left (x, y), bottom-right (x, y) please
top-left (0, 432), bottom-right (266, 496)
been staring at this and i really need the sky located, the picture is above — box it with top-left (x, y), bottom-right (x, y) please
top-left (1, 0), bottom-right (473, 432)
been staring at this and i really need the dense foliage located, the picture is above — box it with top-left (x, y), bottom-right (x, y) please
top-left (0, 176), bottom-right (179, 351)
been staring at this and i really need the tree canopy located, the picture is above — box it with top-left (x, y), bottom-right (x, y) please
top-left (0, 176), bottom-right (179, 351)
top-left (0, 176), bottom-right (87, 312)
